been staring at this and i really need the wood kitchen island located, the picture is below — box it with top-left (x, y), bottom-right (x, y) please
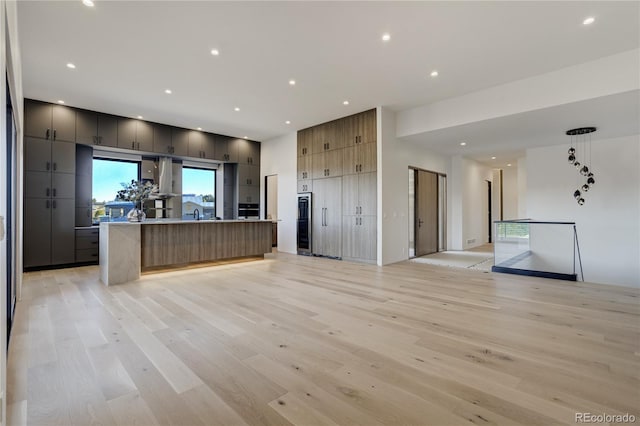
top-left (99, 219), bottom-right (272, 285)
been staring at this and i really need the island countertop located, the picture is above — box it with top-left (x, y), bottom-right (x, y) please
top-left (99, 220), bottom-right (272, 285)
top-left (100, 219), bottom-right (272, 225)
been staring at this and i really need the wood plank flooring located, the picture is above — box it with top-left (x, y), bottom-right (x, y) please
top-left (7, 252), bottom-right (640, 425)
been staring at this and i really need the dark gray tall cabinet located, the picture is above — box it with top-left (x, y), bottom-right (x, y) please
top-left (24, 133), bottom-right (76, 268)
top-left (75, 144), bottom-right (93, 227)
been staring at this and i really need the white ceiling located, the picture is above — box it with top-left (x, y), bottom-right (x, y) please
top-left (401, 90), bottom-right (640, 168)
top-left (17, 1), bottom-right (640, 146)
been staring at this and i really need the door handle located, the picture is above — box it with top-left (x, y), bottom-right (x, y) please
top-left (52, 188), bottom-right (57, 197)
top-left (46, 188), bottom-right (50, 197)
top-left (53, 129), bottom-right (57, 140)
top-left (46, 200), bottom-right (50, 209)
top-left (53, 162), bottom-right (57, 171)
top-left (46, 128), bottom-right (50, 139)
top-left (418, 219), bottom-right (424, 227)
top-left (52, 200), bottom-right (57, 209)
top-left (46, 161), bottom-right (50, 171)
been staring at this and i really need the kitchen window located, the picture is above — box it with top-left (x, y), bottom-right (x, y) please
top-left (182, 167), bottom-right (216, 220)
top-left (92, 158), bottom-right (140, 223)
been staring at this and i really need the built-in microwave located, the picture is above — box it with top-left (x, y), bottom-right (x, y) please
top-left (297, 193), bottom-right (312, 255)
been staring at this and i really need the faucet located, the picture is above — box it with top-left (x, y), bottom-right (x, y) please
top-left (193, 209), bottom-right (200, 221)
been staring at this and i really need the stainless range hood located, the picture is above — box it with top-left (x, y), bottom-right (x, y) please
top-left (157, 157), bottom-right (175, 197)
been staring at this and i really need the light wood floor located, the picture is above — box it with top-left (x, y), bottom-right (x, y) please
top-left (7, 252), bottom-right (640, 425)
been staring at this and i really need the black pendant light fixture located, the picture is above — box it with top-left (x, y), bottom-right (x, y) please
top-left (566, 127), bottom-right (596, 205)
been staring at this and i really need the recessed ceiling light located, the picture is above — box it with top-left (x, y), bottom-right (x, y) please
top-left (243, 136), bottom-right (248, 139)
top-left (583, 16), bottom-right (595, 25)
top-left (137, 115), bottom-right (143, 119)
top-left (491, 156), bottom-right (496, 160)
top-left (164, 89), bottom-right (172, 94)
top-left (285, 120), bottom-right (291, 125)
top-left (289, 79), bottom-right (296, 86)
top-left (382, 33), bottom-right (391, 42)
top-left (430, 70), bottom-right (439, 77)
top-left (507, 163), bottom-right (512, 167)
top-left (210, 49), bottom-right (220, 56)
top-left (66, 63), bottom-right (76, 69)
top-left (343, 100), bottom-right (349, 105)
top-left (460, 142), bottom-right (466, 146)
top-left (82, 0), bottom-right (94, 7)
top-left (57, 100), bottom-right (65, 104)
top-left (197, 127), bottom-right (202, 131)
top-left (234, 107), bottom-right (240, 111)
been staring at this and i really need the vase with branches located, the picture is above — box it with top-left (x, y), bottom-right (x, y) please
top-left (115, 180), bottom-right (159, 222)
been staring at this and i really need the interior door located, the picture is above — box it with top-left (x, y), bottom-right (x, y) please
top-left (416, 170), bottom-right (438, 256)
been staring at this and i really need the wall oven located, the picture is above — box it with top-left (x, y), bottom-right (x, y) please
top-left (297, 193), bottom-right (312, 255)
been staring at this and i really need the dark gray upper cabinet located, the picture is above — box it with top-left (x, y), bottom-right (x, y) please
top-left (77, 110), bottom-right (118, 147)
top-left (76, 109), bottom-right (98, 145)
top-left (187, 131), bottom-right (216, 159)
top-left (51, 141), bottom-right (76, 174)
top-left (117, 118), bottom-right (137, 150)
top-left (171, 128), bottom-right (189, 157)
top-left (238, 164), bottom-right (260, 186)
top-left (25, 137), bottom-right (51, 172)
top-left (237, 139), bottom-right (260, 165)
top-left (97, 114), bottom-right (118, 147)
top-left (117, 118), bottom-right (153, 151)
top-left (214, 136), bottom-right (239, 162)
top-left (25, 100), bottom-right (76, 142)
top-left (188, 130), bottom-right (204, 158)
top-left (136, 121), bottom-right (153, 151)
top-left (153, 124), bottom-right (172, 154)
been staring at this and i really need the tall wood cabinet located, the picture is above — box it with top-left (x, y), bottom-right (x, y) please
top-left (297, 109), bottom-right (377, 262)
top-left (312, 177), bottom-right (342, 258)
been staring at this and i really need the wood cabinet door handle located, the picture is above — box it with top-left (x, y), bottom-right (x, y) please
top-left (46, 128), bottom-right (50, 139)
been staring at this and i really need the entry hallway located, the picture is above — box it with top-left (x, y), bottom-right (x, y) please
top-left (7, 253), bottom-right (640, 425)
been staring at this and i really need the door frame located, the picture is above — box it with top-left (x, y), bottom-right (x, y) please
top-left (409, 166), bottom-right (447, 258)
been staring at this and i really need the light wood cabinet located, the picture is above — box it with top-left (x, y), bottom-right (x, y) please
top-left (297, 108), bottom-right (377, 263)
top-left (297, 180), bottom-right (312, 193)
top-left (342, 172), bottom-right (376, 216)
top-left (297, 154), bottom-right (312, 180)
top-left (343, 109), bottom-right (376, 147)
top-left (344, 141), bottom-right (376, 175)
top-left (342, 215), bottom-right (376, 261)
top-left (312, 120), bottom-right (341, 153)
top-left (312, 149), bottom-right (343, 179)
top-left (342, 172), bottom-right (376, 262)
top-left (298, 128), bottom-right (313, 157)
top-left (312, 177), bottom-right (342, 258)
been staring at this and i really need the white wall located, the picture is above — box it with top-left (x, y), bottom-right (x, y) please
top-left (260, 132), bottom-right (297, 254)
top-left (526, 135), bottom-right (640, 287)
top-left (502, 166), bottom-right (519, 220)
top-left (379, 107), bottom-right (449, 265)
top-left (461, 158), bottom-right (494, 249)
top-left (517, 157), bottom-right (527, 218)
